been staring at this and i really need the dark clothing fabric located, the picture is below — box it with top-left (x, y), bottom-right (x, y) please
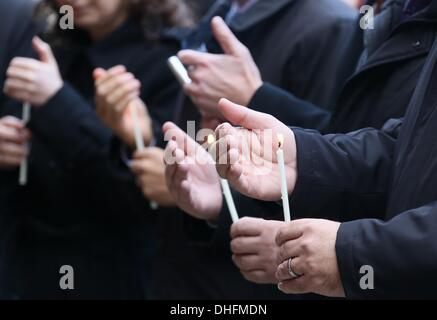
top-left (250, 0), bottom-right (437, 134)
top-left (150, 0), bottom-right (356, 300)
top-left (0, 17), bottom-right (180, 299)
top-left (0, 0), bottom-right (37, 101)
top-left (290, 35), bottom-right (437, 298)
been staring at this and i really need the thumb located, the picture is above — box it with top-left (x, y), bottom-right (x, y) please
top-left (218, 98), bottom-right (276, 130)
top-left (93, 68), bottom-right (107, 81)
top-left (211, 16), bottom-right (247, 56)
top-left (32, 36), bottom-right (57, 65)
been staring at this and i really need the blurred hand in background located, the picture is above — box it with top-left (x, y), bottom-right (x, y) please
top-left (130, 147), bottom-right (175, 207)
top-left (0, 116), bottom-right (31, 168)
top-left (179, 16), bottom-right (262, 125)
top-left (3, 37), bottom-right (63, 106)
top-left (94, 66), bottom-right (153, 148)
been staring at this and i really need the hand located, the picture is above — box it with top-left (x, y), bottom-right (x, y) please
top-left (230, 217), bottom-right (285, 284)
top-left (163, 122), bottom-right (223, 220)
top-left (94, 66), bottom-right (153, 148)
top-left (276, 219), bottom-right (345, 297)
top-left (179, 16), bottom-right (262, 119)
top-left (212, 98), bottom-right (297, 201)
top-left (4, 37), bottom-right (63, 106)
top-left (130, 147), bottom-right (175, 207)
top-left (0, 116), bottom-right (32, 168)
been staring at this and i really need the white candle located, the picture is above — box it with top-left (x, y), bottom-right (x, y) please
top-left (19, 102), bottom-right (31, 186)
top-left (208, 135), bottom-right (239, 223)
top-left (277, 134), bottom-right (291, 222)
top-left (130, 101), bottom-right (158, 210)
top-left (220, 178), bottom-right (239, 223)
top-left (167, 56), bottom-right (192, 86)
top-left (130, 101), bottom-right (145, 152)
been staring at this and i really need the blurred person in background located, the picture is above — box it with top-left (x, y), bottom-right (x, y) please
top-left (0, 0), bottom-right (39, 300)
top-left (1, 0), bottom-right (191, 299)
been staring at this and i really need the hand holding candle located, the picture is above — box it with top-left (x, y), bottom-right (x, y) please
top-left (213, 99), bottom-right (298, 202)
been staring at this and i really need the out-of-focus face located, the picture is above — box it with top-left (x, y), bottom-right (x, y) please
top-left (55, 0), bottom-right (129, 33)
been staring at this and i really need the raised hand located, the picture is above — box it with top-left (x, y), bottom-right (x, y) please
top-left (178, 16), bottom-right (262, 120)
top-left (94, 66), bottom-right (153, 148)
top-left (212, 98), bottom-right (297, 201)
top-left (163, 122), bottom-right (223, 220)
top-left (4, 37), bottom-right (63, 106)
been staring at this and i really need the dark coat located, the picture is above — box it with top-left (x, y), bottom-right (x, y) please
top-left (0, 18), bottom-right (180, 299)
top-left (150, 0), bottom-right (356, 300)
top-left (290, 35), bottom-right (437, 298)
top-left (250, 0), bottom-right (437, 134)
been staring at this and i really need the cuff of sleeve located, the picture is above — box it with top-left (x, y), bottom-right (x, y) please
top-left (335, 221), bottom-right (363, 299)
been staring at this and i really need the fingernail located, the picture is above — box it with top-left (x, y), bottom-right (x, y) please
top-left (278, 282), bottom-right (283, 290)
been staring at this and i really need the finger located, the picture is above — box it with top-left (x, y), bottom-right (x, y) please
top-left (242, 270), bottom-right (272, 285)
top-left (8, 58), bottom-right (40, 71)
top-left (4, 78), bottom-right (35, 94)
top-left (106, 79), bottom-right (140, 106)
top-left (97, 73), bottom-right (135, 97)
top-left (6, 65), bottom-right (36, 83)
top-left (0, 123), bottom-right (28, 144)
top-left (278, 276), bottom-right (311, 295)
top-left (0, 142), bottom-right (28, 158)
top-left (230, 236), bottom-right (261, 255)
top-left (33, 36), bottom-right (57, 65)
top-left (114, 90), bottom-right (141, 113)
top-left (218, 98), bottom-right (277, 130)
top-left (178, 50), bottom-right (211, 67)
top-left (276, 256), bottom-right (304, 282)
top-left (230, 217), bottom-right (264, 239)
top-left (130, 160), bottom-right (146, 175)
top-left (3, 87), bottom-right (32, 103)
top-left (277, 238), bottom-right (301, 265)
top-left (93, 68), bottom-right (107, 81)
top-left (0, 154), bottom-right (26, 167)
top-left (211, 16), bottom-right (247, 57)
top-left (232, 254), bottom-right (262, 271)
top-left (275, 221), bottom-right (305, 246)
top-left (95, 65), bottom-right (127, 87)
top-left (0, 116), bottom-right (25, 130)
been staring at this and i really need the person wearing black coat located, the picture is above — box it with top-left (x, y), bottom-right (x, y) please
top-left (0, 0), bottom-right (39, 300)
top-left (201, 33), bottom-right (437, 298)
top-left (0, 0), bottom-right (184, 299)
top-left (249, 0), bottom-right (437, 134)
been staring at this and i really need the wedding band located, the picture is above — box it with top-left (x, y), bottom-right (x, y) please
top-left (288, 258), bottom-right (302, 278)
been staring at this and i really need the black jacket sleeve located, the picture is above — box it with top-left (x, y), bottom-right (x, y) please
top-left (248, 83), bottom-right (331, 133)
top-left (290, 123), bottom-right (400, 222)
top-left (336, 200), bottom-right (437, 299)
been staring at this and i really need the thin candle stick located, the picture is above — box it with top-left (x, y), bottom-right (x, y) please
top-left (277, 134), bottom-right (291, 222)
top-left (208, 135), bottom-right (239, 223)
top-left (19, 102), bottom-right (31, 186)
top-left (130, 101), bottom-right (158, 210)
